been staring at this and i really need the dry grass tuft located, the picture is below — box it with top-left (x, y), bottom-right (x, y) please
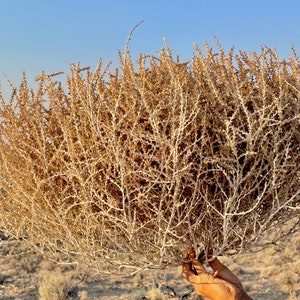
top-left (77, 290), bottom-right (89, 300)
top-left (133, 270), bottom-right (146, 288)
top-left (145, 287), bottom-right (167, 300)
top-left (38, 269), bottom-right (76, 300)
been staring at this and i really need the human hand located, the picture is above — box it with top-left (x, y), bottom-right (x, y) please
top-left (182, 248), bottom-right (206, 280)
top-left (182, 249), bottom-right (226, 299)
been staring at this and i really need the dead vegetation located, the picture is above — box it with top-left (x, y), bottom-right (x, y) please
top-left (0, 41), bottom-right (299, 273)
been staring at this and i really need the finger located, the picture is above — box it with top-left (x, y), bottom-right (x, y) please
top-left (182, 260), bottom-right (193, 272)
top-left (207, 248), bottom-right (214, 260)
top-left (182, 265), bottom-right (198, 283)
top-left (213, 270), bottom-right (219, 277)
top-left (185, 248), bottom-right (196, 260)
top-left (191, 259), bottom-right (207, 275)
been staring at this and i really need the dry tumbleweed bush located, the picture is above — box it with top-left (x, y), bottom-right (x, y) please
top-left (0, 42), bottom-right (299, 273)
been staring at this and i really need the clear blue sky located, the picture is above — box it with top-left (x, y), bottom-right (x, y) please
top-left (1, 0), bottom-right (300, 100)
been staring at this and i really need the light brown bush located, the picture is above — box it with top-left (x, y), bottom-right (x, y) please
top-left (38, 270), bottom-right (75, 300)
top-left (145, 287), bottom-right (167, 300)
top-left (0, 41), bottom-right (299, 273)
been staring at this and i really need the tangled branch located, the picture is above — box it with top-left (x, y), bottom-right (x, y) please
top-left (0, 42), bottom-right (299, 273)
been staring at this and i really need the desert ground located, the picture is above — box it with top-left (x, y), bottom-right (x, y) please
top-left (0, 228), bottom-right (299, 300)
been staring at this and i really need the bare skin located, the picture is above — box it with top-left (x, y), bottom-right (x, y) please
top-left (182, 248), bottom-right (253, 300)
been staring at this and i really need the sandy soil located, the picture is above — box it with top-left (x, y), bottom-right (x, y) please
top-left (0, 229), bottom-right (299, 300)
